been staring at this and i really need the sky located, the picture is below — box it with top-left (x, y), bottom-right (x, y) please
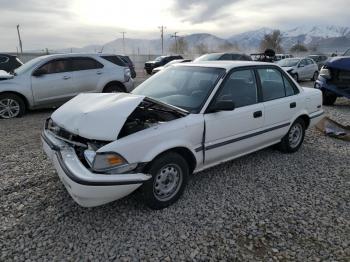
top-left (0, 0), bottom-right (349, 51)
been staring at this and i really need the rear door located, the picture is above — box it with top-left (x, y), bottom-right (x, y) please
top-left (204, 68), bottom-right (265, 165)
top-left (31, 58), bottom-right (74, 105)
top-left (257, 67), bottom-right (301, 144)
top-left (298, 59), bottom-right (308, 79)
top-left (71, 57), bottom-right (104, 93)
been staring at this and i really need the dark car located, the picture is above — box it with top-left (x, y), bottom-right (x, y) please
top-left (144, 55), bottom-right (183, 75)
top-left (315, 49), bottom-right (350, 105)
top-left (118, 55), bottom-right (136, 78)
top-left (0, 54), bottom-right (23, 73)
top-left (308, 54), bottom-right (328, 70)
top-left (194, 52), bottom-right (252, 62)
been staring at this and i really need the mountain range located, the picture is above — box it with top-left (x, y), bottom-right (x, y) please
top-left (60, 25), bottom-right (350, 55)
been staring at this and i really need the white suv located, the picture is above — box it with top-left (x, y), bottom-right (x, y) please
top-left (0, 53), bottom-right (134, 119)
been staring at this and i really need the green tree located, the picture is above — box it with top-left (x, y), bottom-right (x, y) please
top-left (169, 37), bottom-right (188, 54)
top-left (290, 43), bottom-right (308, 53)
top-left (259, 30), bottom-right (283, 53)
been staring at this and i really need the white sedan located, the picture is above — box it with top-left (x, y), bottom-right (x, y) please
top-left (42, 61), bottom-right (324, 209)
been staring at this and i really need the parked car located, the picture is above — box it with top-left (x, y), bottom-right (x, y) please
top-left (118, 55), bottom-right (136, 78)
top-left (194, 53), bottom-right (252, 62)
top-left (0, 53), bottom-right (23, 73)
top-left (315, 48), bottom-right (350, 105)
top-left (308, 54), bottom-right (328, 70)
top-left (0, 53), bottom-right (133, 119)
top-left (42, 61), bottom-right (323, 209)
top-left (251, 49), bottom-right (276, 62)
top-left (152, 59), bottom-right (191, 74)
top-left (277, 58), bottom-right (319, 82)
top-left (274, 54), bottom-right (293, 62)
top-left (144, 55), bottom-right (183, 74)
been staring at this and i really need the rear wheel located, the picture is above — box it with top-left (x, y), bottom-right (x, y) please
top-left (322, 90), bottom-right (337, 105)
top-left (140, 152), bottom-right (189, 209)
top-left (0, 93), bottom-right (25, 119)
top-left (277, 118), bottom-right (305, 153)
top-left (103, 83), bottom-right (125, 93)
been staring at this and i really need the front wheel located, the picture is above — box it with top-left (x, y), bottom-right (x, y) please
top-left (311, 71), bottom-right (318, 81)
top-left (140, 152), bottom-right (189, 209)
top-left (277, 118), bottom-right (305, 153)
top-left (322, 90), bottom-right (337, 105)
top-left (292, 73), bottom-right (299, 82)
top-left (103, 84), bottom-right (125, 93)
top-left (0, 93), bottom-right (26, 119)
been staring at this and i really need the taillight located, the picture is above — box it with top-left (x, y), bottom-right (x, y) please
top-left (124, 68), bottom-right (131, 82)
top-left (320, 66), bottom-right (331, 79)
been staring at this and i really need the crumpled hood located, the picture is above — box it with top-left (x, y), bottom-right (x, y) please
top-left (51, 93), bottom-right (145, 141)
top-left (325, 56), bottom-right (350, 71)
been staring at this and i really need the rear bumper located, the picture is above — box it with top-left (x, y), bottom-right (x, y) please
top-left (124, 78), bottom-right (134, 92)
top-left (41, 129), bottom-right (151, 207)
top-left (309, 110), bottom-right (325, 126)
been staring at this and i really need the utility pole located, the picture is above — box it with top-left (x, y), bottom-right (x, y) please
top-left (158, 25), bottom-right (166, 55)
top-left (16, 25), bottom-right (23, 54)
top-left (120, 31), bottom-right (126, 54)
top-left (171, 32), bottom-right (179, 54)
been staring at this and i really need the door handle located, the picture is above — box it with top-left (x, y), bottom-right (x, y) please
top-left (96, 71), bottom-right (103, 75)
top-left (290, 102), bottom-right (296, 108)
top-left (63, 76), bottom-right (71, 80)
top-left (253, 111), bottom-right (262, 118)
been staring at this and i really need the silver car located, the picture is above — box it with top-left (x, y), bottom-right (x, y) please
top-left (277, 58), bottom-right (319, 82)
top-left (0, 53), bottom-right (134, 119)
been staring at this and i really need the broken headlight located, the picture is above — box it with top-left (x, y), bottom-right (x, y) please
top-left (84, 150), bottom-right (137, 174)
top-left (320, 66), bottom-right (331, 79)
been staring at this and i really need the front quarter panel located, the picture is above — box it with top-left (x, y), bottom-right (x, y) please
top-left (0, 74), bottom-right (34, 107)
top-left (98, 114), bottom-right (204, 169)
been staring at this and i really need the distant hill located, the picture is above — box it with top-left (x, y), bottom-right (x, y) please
top-left (55, 25), bottom-right (350, 55)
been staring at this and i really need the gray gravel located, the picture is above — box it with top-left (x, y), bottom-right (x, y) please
top-left (1, 84), bottom-right (349, 261)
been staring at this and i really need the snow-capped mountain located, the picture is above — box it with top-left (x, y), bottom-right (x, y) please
top-left (228, 25), bottom-right (350, 52)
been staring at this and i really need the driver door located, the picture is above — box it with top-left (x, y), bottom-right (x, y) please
top-left (204, 69), bottom-right (265, 165)
top-left (31, 58), bottom-right (74, 106)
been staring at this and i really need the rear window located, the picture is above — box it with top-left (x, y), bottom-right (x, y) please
top-left (71, 57), bottom-right (103, 71)
top-left (101, 56), bottom-right (126, 66)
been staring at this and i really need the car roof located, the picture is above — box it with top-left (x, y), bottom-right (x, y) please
top-left (174, 61), bottom-right (273, 70)
top-left (33, 53), bottom-right (123, 59)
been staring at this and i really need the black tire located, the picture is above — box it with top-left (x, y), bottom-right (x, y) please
top-left (103, 83), bottom-right (125, 93)
top-left (146, 69), bottom-right (152, 75)
top-left (140, 152), bottom-right (189, 210)
top-left (0, 93), bottom-right (26, 119)
top-left (322, 90), bottom-right (337, 105)
top-left (292, 73), bottom-right (299, 82)
top-left (277, 118), bottom-right (305, 153)
top-left (311, 71), bottom-right (318, 81)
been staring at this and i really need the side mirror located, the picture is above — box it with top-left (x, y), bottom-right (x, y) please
top-left (209, 100), bottom-right (235, 113)
top-left (33, 68), bottom-right (47, 77)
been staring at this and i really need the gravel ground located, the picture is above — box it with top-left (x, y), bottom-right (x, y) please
top-left (0, 82), bottom-right (349, 261)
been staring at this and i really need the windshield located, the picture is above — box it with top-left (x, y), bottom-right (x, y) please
top-left (132, 66), bottom-right (225, 113)
top-left (154, 56), bottom-right (165, 62)
top-left (194, 54), bottom-right (222, 62)
top-left (344, 49), bottom-right (350, 56)
top-left (14, 56), bottom-right (46, 75)
top-left (277, 58), bottom-right (300, 67)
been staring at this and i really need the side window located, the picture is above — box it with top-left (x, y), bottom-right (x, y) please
top-left (38, 59), bottom-right (70, 74)
top-left (215, 69), bottom-right (257, 108)
top-left (101, 55), bottom-right (126, 66)
top-left (283, 75), bottom-right (299, 96)
top-left (71, 57), bottom-right (103, 71)
top-left (0, 56), bottom-right (9, 63)
top-left (220, 54), bottom-right (232, 60)
top-left (308, 59), bottom-right (314, 65)
top-left (257, 68), bottom-right (285, 101)
top-left (300, 59), bottom-right (307, 67)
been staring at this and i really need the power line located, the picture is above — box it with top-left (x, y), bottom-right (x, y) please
top-left (120, 31), bottom-right (127, 54)
top-left (16, 25), bottom-right (23, 54)
top-left (158, 25), bottom-right (166, 55)
top-left (170, 32), bottom-right (179, 54)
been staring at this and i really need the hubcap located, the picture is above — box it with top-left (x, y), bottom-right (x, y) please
top-left (0, 99), bottom-right (20, 119)
top-left (288, 123), bottom-right (303, 148)
top-left (153, 164), bottom-right (182, 201)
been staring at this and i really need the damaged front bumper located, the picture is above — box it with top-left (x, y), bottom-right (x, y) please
top-left (41, 129), bottom-right (151, 207)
